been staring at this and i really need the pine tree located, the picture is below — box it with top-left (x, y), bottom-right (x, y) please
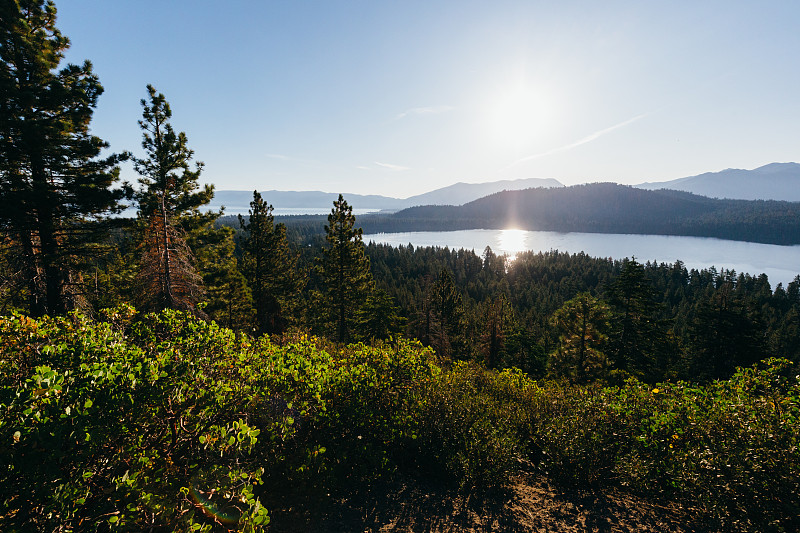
top-left (426, 268), bottom-right (467, 359)
top-left (686, 284), bottom-right (765, 381)
top-left (607, 258), bottom-right (669, 380)
top-left (319, 194), bottom-right (373, 343)
top-left (480, 295), bottom-right (512, 369)
top-left (191, 224), bottom-right (253, 330)
top-left (0, 0), bottom-right (128, 316)
top-left (550, 292), bottom-right (611, 383)
top-left (238, 191), bottom-right (300, 336)
top-left (132, 85), bottom-right (212, 314)
top-left (357, 287), bottom-right (405, 342)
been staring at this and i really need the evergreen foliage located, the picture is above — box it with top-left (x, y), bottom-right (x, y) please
top-left (607, 258), bottom-right (672, 381)
top-left (132, 85), bottom-right (213, 315)
top-left (190, 223), bottom-right (253, 330)
top-left (238, 191), bottom-right (301, 336)
top-left (132, 85), bottom-right (213, 223)
top-left (549, 292), bottom-right (611, 382)
top-left (318, 194), bottom-right (374, 343)
top-left (0, 0), bottom-right (128, 316)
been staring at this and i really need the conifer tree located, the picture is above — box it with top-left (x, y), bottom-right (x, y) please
top-left (607, 258), bottom-right (669, 380)
top-left (191, 224), bottom-right (253, 330)
top-left (550, 292), bottom-right (611, 383)
top-left (358, 287), bottom-right (405, 341)
top-left (319, 194), bottom-right (373, 343)
top-left (686, 285), bottom-right (765, 381)
top-left (0, 0), bottom-right (127, 316)
top-left (132, 85), bottom-right (212, 314)
top-left (422, 269), bottom-right (468, 359)
top-left (238, 191), bottom-right (300, 335)
top-left (480, 295), bottom-right (512, 369)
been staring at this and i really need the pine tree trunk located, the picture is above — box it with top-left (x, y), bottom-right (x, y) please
top-left (160, 192), bottom-right (173, 308)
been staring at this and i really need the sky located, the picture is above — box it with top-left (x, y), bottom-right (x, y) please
top-left (56, 0), bottom-right (800, 199)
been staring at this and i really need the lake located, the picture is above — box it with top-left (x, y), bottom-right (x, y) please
top-left (363, 229), bottom-right (800, 288)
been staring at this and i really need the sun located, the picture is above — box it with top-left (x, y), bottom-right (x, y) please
top-left (485, 82), bottom-right (558, 151)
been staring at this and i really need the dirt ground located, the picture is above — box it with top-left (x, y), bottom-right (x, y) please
top-left (265, 470), bottom-right (708, 533)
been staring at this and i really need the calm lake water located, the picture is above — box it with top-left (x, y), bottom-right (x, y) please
top-left (363, 229), bottom-right (800, 288)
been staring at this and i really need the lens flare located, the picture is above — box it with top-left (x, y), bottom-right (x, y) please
top-left (189, 482), bottom-right (241, 526)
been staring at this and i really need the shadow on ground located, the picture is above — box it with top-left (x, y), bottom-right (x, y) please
top-left (263, 470), bottom-right (707, 533)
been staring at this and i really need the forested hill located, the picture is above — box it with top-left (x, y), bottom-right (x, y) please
top-left (355, 183), bottom-right (800, 245)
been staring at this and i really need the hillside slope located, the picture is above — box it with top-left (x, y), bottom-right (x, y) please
top-left (637, 162), bottom-right (800, 201)
top-left (358, 183), bottom-right (800, 245)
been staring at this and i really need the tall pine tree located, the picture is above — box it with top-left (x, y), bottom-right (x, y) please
top-left (0, 0), bottom-right (127, 316)
top-left (607, 258), bottom-right (670, 381)
top-left (238, 191), bottom-right (300, 336)
top-left (318, 194), bottom-right (373, 343)
top-left (132, 85), bottom-right (213, 314)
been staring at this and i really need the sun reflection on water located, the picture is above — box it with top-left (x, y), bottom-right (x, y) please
top-left (497, 229), bottom-right (529, 262)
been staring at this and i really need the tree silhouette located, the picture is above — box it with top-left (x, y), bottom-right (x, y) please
top-left (0, 0), bottom-right (127, 315)
top-left (550, 292), bottom-right (611, 383)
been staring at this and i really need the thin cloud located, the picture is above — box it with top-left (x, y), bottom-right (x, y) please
top-left (265, 153), bottom-right (323, 168)
top-left (506, 112), bottom-right (651, 169)
top-left (374, 161), bottom-right (411, 171)
top-left (395, 105), bottom-right (454, 120)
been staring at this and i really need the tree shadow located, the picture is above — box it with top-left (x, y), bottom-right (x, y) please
top-left (263, 470), bottom-right (706, 532)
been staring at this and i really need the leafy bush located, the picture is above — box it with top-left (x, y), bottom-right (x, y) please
top-left (524, 360), bottom-right (800, 531)
top-left (0, 308), bottom-right (273, 530)
top-left (408, 362), bottom-right (534, 487)
top-left (0, 310), bottom-right (440, 530)
top-left (2, 309), bottom-right (797, 531)
top-left (616, 359), bottom-right (800, 531)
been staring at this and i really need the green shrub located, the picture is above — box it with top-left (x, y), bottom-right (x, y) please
top-left (409, 362), bottom-right (530, 487)
top-left (522, 360), bottom-right (800, 531)
top-left (617, 359), bottom-right (800, 531)
top-left (0, 309), bottom-right (275, 531)
top-left (2, 309), bottom-right (797, 531)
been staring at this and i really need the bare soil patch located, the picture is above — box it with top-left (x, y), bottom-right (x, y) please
top-left (266, 471), bottom-right (707, 532)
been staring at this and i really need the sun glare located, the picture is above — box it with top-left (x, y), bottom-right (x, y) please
top-left (497, 229), bottom-right (528, 261)
top-left (485, 82), bottom-right (558, 151)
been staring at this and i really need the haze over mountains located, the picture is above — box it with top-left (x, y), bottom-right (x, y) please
top-left (637, 163), bottom-right (800, 201)
top-left (211, 177), bottom-right (563, 213)
top-left (211, 163), bottom-right (800, 215)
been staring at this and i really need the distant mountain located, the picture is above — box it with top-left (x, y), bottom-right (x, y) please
top-left (356, 183), bottom-right (800, 245)
top-left (401, 177), bottom-right (563, 207)
top-left (211, 190), bottom-right (402, 213)
top-left (637, 163), bottom-right (800, 201)
top-left (210, 177), bottom-right (563, 214)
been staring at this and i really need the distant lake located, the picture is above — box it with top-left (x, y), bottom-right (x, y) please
top-left (363, 229), bottom-right (800, 288)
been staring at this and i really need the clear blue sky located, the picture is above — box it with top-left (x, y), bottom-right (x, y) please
top-left (56, 1), bottom-right (800, 198)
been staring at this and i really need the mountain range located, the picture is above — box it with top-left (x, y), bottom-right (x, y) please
top-left (210, 177), bottom-right (563, 214)
top-left (212, 163), bottom-right (800, 216)
top-left (636, 162), bottom-right (800, 201)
